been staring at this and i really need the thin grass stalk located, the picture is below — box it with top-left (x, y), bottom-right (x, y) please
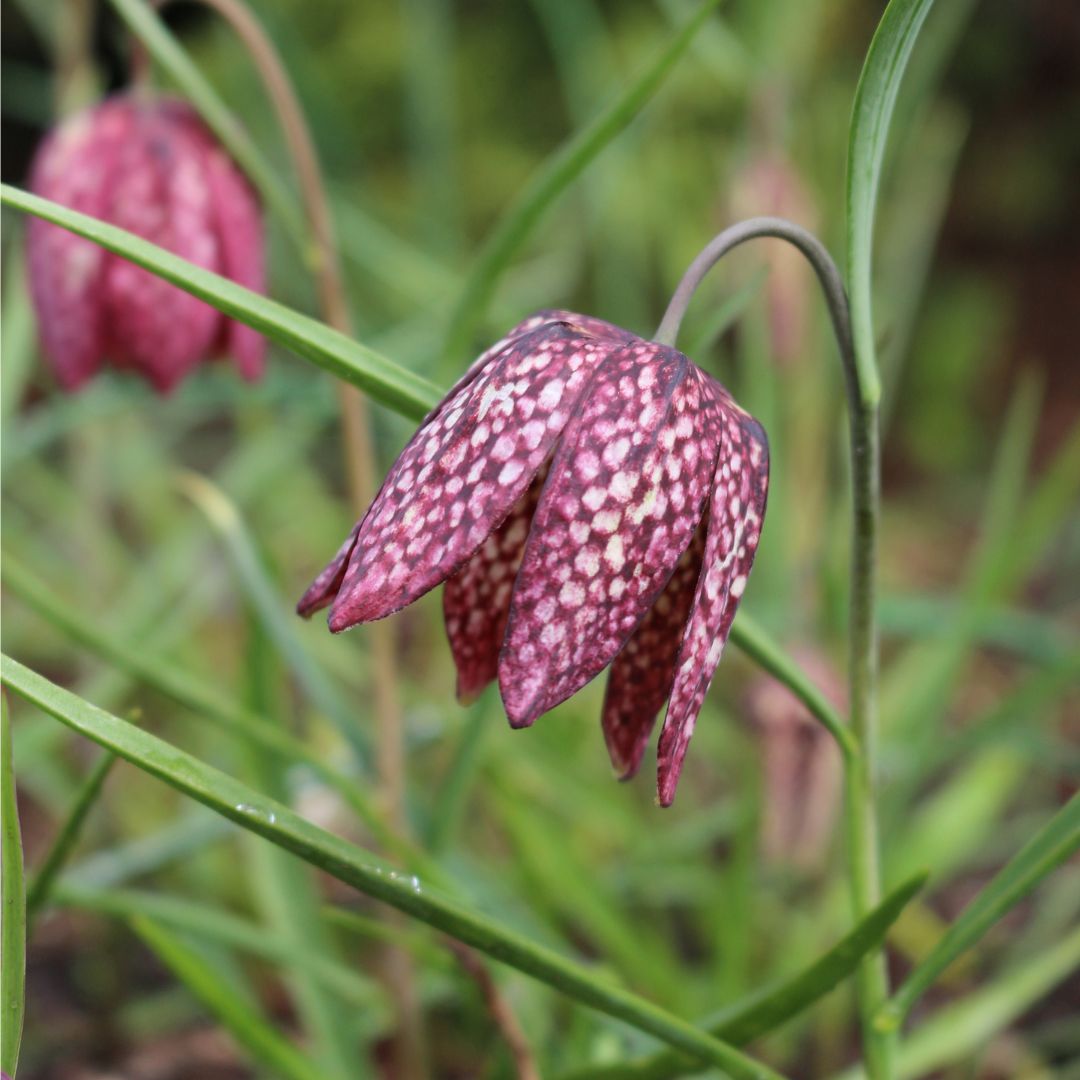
top-left (140, 1), bottom-right (423, 1067)
top-left (655, 214), bottom-right (888, 1076)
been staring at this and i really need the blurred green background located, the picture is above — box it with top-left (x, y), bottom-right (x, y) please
top-left (2, 1), bottom-right (1078, 1077)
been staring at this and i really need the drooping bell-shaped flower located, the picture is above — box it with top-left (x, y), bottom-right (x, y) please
top-left (299, 311), bottom-right (769, 805)
top-left (26, 92), bottom-right (266, 393)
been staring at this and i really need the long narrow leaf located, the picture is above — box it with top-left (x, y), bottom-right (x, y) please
top-left (26, 750), bottom-right (119, 923)
top-left (177, 472), bottom-right (369, 767)
top-left (0, 185), bottom-right (440, 421)
top-left (236, 610), bottom-right (359, 1080)
top-left (131, 916), bottom-right (327, 1080)
top-left (441, 0), bottom-right (718, 363)
top-left (1, 552), bottom-right (423, 872)
top-left (845, 0), bottom-right (938, 405)
top-left (0, 655), bottom-right (786, 1080)
top-left (838, 927), bottom-right (1080, 1080)
top-left (566, 872), bottom-right (926, 1080)
top-left (1, 695), bottom-right (26, 1078)
top-left (880, 793), bottom-right (1080, 1028)
top-left (56, 882), bottom-right (380, 1009)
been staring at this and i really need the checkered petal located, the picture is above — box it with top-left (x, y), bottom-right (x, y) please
top-left (443, 463), bottom-right (548, 702)
top-left (100, 104), bottom-right (223, 392)
top-left (201, 138), bottom-right (266, 380)
top-left (656, 388), bottom-right (770, 806)
top-left (322, 321), bottom-right (619, 630)
top-left (499, 347), bottom-right (719, 727)
top-left (25, 103), bottom-right (132, 390)
top-left (297, 311), bottom-right (558, 620)
top-left (601, 521), bottom-right (706, 778)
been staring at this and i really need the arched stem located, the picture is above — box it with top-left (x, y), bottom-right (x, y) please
top-left (658, 216), bottom-right (888, 1077)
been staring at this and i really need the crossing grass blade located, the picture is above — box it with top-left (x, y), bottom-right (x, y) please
top-left (879, 793), bottom-right (1080, 1029)
top-left (845, 0), bottom-right (939, 405)
top-left (131, 915), bottom-right (328, 1080)
top-left (0, 654), bottom-right (788, 1080)
top-left (0, 184), bottom-right (441, 421)
top-left (1, 694), bottom-right (27, 1078)
top-left (441, 0), bottom-right (718, 364)
top-left (562, 872), bottom-right (926, 1080)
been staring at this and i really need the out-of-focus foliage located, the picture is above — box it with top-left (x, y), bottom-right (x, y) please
top-left (1, 0), bottom-right (1077, 1077)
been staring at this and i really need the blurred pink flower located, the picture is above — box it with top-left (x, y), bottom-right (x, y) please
top-left (26, 93), bottom-right (265, 393)
top-left (729, 150), bottom-right (817, 366)
top-left (745, 649), bottom-right (844, 870)
top-left (299, 310), bottom-right (769, 805)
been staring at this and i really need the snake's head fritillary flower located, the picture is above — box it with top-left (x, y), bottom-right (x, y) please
top-left (299, 311), bottom-right (769, 805)
top-left (26, 92), bottom-right (265, 394)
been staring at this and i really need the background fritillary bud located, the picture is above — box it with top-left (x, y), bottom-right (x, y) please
top-left (26, 93), bottom-right (266, 394)
top-left (745, 648), bottom-right (844, 871)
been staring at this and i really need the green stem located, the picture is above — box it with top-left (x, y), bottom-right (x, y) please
top-left (655, 215), bottom-right (889, 1077)
top-left (844, 401), bottom-right (890, 1079)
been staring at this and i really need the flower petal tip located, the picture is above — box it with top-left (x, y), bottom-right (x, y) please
top-left (455, 683), bottom-right (485, 707)
top-left (326, 607), bottom-right (357, 634)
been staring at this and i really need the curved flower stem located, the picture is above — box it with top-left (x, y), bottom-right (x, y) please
top-left (140, 1), bottom-right (425, 1072)
top-left (656, 216), bottom-right (890, 1078)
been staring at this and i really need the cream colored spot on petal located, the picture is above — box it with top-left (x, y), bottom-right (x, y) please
top-left (574, 548), bottom-right (600, 577)
top-left (610, 471), bottom-right (635, 501)
top-left (604, 535), bottom-right (625, 572)
top-left (592, 509), bottom-right (621, 535)
top-left (602, 438), bottom-right (630, 469)
top-left (559, 581), bottom-right (585, 607)
top-left (582, 487), bottom-right (606, 512)
top-left (491, 434), bottom-right (515, 461)
top-left (538, 378), bottom-right (565, 411)
top-left (498, 460), bottom-right (525, 486)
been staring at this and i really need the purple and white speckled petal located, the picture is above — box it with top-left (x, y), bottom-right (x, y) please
top-left (100, 105), bottom-right (223, 392)
top-left (656, 390), bottom-right (769, 806)
top-left (443, 463), bottom-right (548, 702)
top-left (296, 313), bottom-right (553, 619)
top-left (326, 322), bottom-right (616, 630)
top-left (601, 522), bottom-right (706, 779)
top-left (202, 140), bottom-right (266, 380)
top-left (499, 349), bottom-right (718, 727)
top-left (25, 104), bottom-right (131, 390)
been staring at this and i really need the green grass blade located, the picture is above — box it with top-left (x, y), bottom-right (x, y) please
top-left (26, 749), bottom-right (119, 924)
top-left (105, 0), bottom-right (306, 247)
top-left (236, 612), bottom-right (360, 1080)
top-left (55, 882), bottom-right (380, 1009)
top-left (1, 695), bottom-right (27, 1078)
top-left (845, 0), bottom-right (938, 405)
top-left (837, 927), bottom-right (1080, 1080)
top-left (1, 242), bottom-right (36, 423)
top-left (131, 915), bottom-right (327, 1080)
top-left (566, 872), bottom-right (926, 1080)
top-left (0, 552), bottom-right (421, 872)
top-left (0, 184), bottom-right (440, 421)
top-left (880, 793), bottom-right (1080, 1029)
top-left (177, 472), bottom-right (369, 766)
top-left (728, 612), bottom-right (855, 758)
top-left (441, 0), bottom-right (718, 363)
top-left (0, 655), bottom-right (786, 1080)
